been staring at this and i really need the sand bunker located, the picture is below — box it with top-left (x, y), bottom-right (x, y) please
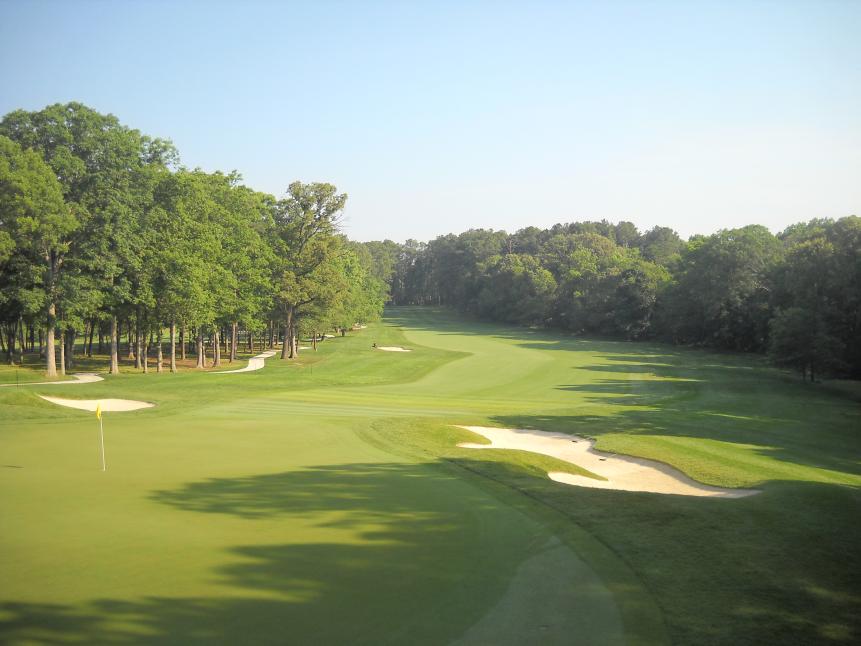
top-left (456, 426), bottom-right (759, 498)
top-left (39, 396), bottom-right (154, 412)
top-left (376, 346), bottom-right (411, 352)
top-left (0, 372), bottom-right (104, 387)
top-left (212, 350), bottom-right (277, 374)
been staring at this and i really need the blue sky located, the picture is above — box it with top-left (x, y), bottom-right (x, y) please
top-left (1, 0), bottom-right (859, 242)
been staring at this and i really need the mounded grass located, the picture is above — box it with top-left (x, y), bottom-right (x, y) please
top-left (0, 307), bottom-right (858, 644)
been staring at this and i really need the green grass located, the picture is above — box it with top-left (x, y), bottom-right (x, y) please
top-left (1, 307), bottom-right (858, 644)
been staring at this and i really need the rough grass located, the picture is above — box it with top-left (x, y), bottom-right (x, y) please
top-left (1, 307), bottom-right (858, 645)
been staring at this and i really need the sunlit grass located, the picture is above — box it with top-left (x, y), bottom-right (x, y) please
top-left (1, 307), bottom-right (858, 644)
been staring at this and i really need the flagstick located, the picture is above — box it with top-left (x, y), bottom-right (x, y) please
top-left (99, 414), bottom-right (106, 472)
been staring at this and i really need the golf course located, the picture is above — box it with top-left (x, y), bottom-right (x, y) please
top-left (1, 307), bottom-right (858, 645)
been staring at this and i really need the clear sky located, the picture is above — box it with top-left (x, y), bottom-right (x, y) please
top-left (1, 0), bottom-right (859, 242)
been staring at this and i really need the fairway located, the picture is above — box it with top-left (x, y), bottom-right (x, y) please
top-left (1, 308), bottom-right (859, 645)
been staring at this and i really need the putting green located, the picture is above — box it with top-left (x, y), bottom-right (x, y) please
top-left (1, 307), bottom-right (858, 644)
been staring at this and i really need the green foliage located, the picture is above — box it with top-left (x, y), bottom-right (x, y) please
top-left (771, 215), bottom-right (861, 377)
top-left (0, 103), bottom-right (389, 372)
top-left (660, 225), bottom-right (783, 351)
top-left (637, 226), bottom-right (683, 265)
top-left (272, 182), bottom-right (348, 323)
top-left (0, 134), bottom-right (74, 331)
top-left (769, 307), bottom-right (845, 379)
top-left (476, 253), bottom-right (556, 324)
top-left (378, 217), bottom-right (860, 377)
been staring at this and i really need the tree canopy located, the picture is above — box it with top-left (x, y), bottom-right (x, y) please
top-left (0, 103), bottom-right (385, 374)
top-left (373, 217), bottom-right (861, 379)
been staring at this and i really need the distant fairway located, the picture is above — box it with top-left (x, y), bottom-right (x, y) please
top-left (1, 308), bottom-right (859, 644)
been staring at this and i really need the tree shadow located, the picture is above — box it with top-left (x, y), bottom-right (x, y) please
top-left (384, 307), bottom-right (860, 476)
top-left (508, 354), bottom-right (859, 476)
top-left (1, 461), bottom-right (612, 645)
top-left (432, 452), bottom-right (861, 645)
top-left (2, 458), bottom-right (859, 645)
top-left (151, 461), bottom-right (492, 521)
top-left (494, 396), bottom-right (859, 478)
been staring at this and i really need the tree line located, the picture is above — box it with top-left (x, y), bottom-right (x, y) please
top-left (0, 102), bottom-right (386, 376)
top-left (363, 217), bottom-right (861, 380)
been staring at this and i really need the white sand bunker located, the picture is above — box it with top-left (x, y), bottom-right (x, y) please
top-left (39, 396), bottom-right (154, 412)
top-left (0, 372), bottom-right (104, 387)
top-left (456, 426), bottom-right (759, 498)
top-left (212, 350), bottom-right (277, 374)
top-left (376, 346), bottom-right (411, 352)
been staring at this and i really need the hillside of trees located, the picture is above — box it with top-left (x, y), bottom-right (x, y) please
top-left (3, 103), bottom-right (858, 383)
top-left (0, 102), bottom-right (386, 376)
top-left (363, 217), bottom-right (861, 380)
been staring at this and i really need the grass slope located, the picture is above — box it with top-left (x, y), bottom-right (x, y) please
top-left (1, 307), bottom-right (859, 644)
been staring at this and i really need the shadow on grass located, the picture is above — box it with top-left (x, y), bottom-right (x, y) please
top-left (151, 461), bottom-right (495, 521)
top-left (434, 453), bottom-right (861, 646)
top-left (1, 461), bottom-right (616, 645)
top-left (385, 307), bottom-right (861, 479)
top-left (2, 456), bottom-right (859, 645)
top-left (499, 374), bottom-right (861, 477)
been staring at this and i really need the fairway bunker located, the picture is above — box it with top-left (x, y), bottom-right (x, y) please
top-left (376, 346), bottom-right (411, 352)
top-left (456, 426), bottom-right (760, 498)
top-left (0, 372), bottom-right (104, 387)
top-left (212, 350), bottom-right (277, 374)
top-left (39, 396), bottom-right (155, 412)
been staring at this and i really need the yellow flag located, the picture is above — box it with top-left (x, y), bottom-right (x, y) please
top-left (95, 403), bottom-right (102, 420)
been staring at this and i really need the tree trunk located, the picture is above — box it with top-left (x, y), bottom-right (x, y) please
top-left (230, 322), bottom-right (238, 362)
top-left (58, 327), bottom-right (65, 376)
top-left (170, 321), bottom-right (177, 373)
top-left (110, 317), bottom-right (119, 374)
top-left (45, 305), bottom-right (57, 377)
top-left (4, 324), bottom-right (11, 356)
top-left (87, 320), bottom-right (95, 357)
top-left (312, 330), bottom-right (317, 351)
top-left (65, 327), bottom-right (75, 370)
top-left (141, 329), bottom-right (148, 374)
top-left (156, 327), bottom-right (163, 373)
top-left (280, 323), bottom-right (290, 359)
top-left (180, 325), bottom-right (186, 361)
top-left (127, 320), bottom-right (135, 361)
top-left (281, 309), bottom-right (292, 359)
top-left (135, 315), bottom-right (143, 370)
top-left (17, 319), bottom-right (24, 364)
top-left (249, 331), bottom-right (254, 354)
top-left (98, 324), bottom-right (104, 354)
top-left (196, 331), bottom-right (205, 369)
top-left (6, 322), bottom-right (15, 364)
top-left (213, 328), bottom-right (221, 367)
